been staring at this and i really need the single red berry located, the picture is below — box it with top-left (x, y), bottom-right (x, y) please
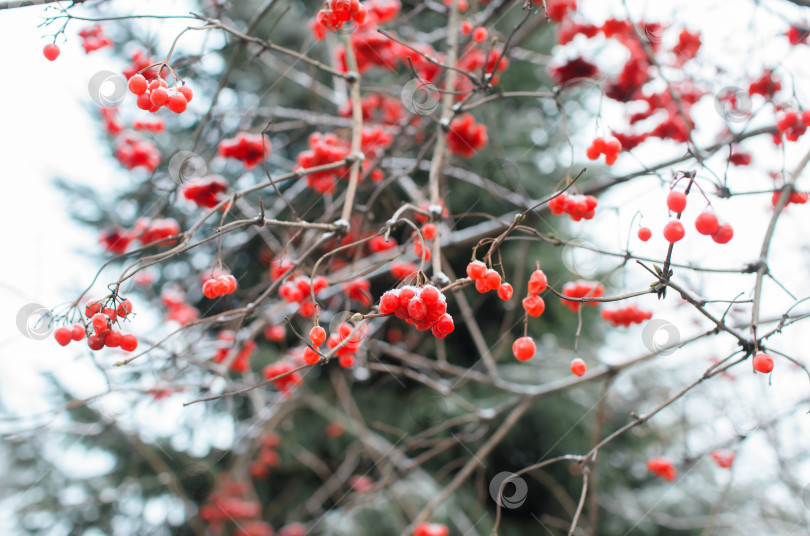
top-left (43, 44), bottom-right (60, 61)
top-left (663, 221), bottom-right (685, 243)
top-left (309, 326), bottom-right (327, 346)
top-left (91, 313), bottom-right (109, 333)
top-left (299, 301), bottom-right (316, 317)
top-left (407, 298), bottom-right (428, 321)
top-left (637, 227), bottom-right (652, 241)
top-left (117, 299), bottom-right (133, 318)
top-left (128, 74), bottom-right (148, 95)
top-left (339, 353), bottom-right (355, 368)
top-left (150, 87), bottom-right (169, 106)
top-left (421, 223), bottom-right (437, 240)
top-left (694, 212), bottom-right (719, 235)
top-left (753, 352), bottom-right (773, 373)
top-left (87, 334), bottom-right (105, 351)
top-left (379, 291), bottom-right (400, 314)
top-left (472, 27), bottom-right (488, 43)
top-left (461, 21), bottom-right (473, 35)
top-left (466, 260), bottom-right (487, 280)
top-left (512, 336), bottom-right (536, 361)
top-left (475, 278), bottom-right (490, 293)
top-left (484, 269), bottom-right (501, 290)
top-left (167, 93), bottom-right (188, 113)
top-left (570, 358), bottom-right (586, 376)
top-left (303, 346), bottom-right (320, 365)
top-left (220, 274), bottom-right (237, 294)
top-left (528, 269), bottom-right (548, 295)
top-left (136, 92), bottom-right (153, 110)
top-left (420, 285), bottom-right (440, 304)
top-left (666, 191), bottom-right (687, 213)
top-left (434, 313), bottom-right (455, 336)
top-left (711, 223), bottom-right (734, 244)
top-left (54, 328), bottom-right (72, 346)
top-left (71, 324), bottom-right (86, 341)
top-left (522, 295), bottom-right (546, 317)
top-left (497, 283), bottom-right (513, 301)
top-left (202, 279), bottom-right (219, 299)
top-left (120, 334), bottom-right (139, 352)
top-left (178, 85), bottom-right (193, 102)
top-left (104, 331), bottom-right (122, 348)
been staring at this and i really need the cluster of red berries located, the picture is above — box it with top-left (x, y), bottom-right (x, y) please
top-left (249, 433), bottom-right (281, 479)
top-left (711, 450), bottom-right (735, 468)
top-left (123, 50), bottom-right (158, 82)
top-left (279, 276), bottom-right (329, 317)
top-left (43, 44), bottom-right (60, 61)
top-left (202, 273), bottom-right (238, 299)
top-left (340, 93), bottom-right (405, 125)
top-left (753, 351), bottom-right (774, 374)
top-left (60, 299), bottom-right (139, 352)
top-left (264, 360), bottom-right (303, 397)
top-left (661, 192), bottom-right (734, 244)
top-left (413, 523), bottom-right (449, 536)
top-left (447, 114), bottom-right (488, 158)
top-left (342, 278), bottom-right (372, 307)
top-left (465, 260), bottom-right (508, 297)
top-left (161, 290), bottom-right (200, 326)
top-left (600, 305), bottom-right (652, 327)
top-left (199, 480), bottom-right (264, 533)
top-left (772, 190), bottom-right (809, 207)
top-left (132, 118), bottom-right (165, 132)
top-left (546, 0), bottom-right (577, 22)
top-left (561, 280), bottom-right (605, 312)
top-left (79, 25), bottom-right (113, 54)
top-left (214, 333), bottom-right (255, 373)
top-left (137, 217), bottom-right (181, 246)
top-left (585, 136), bottom-right (622, 165)
top-left (218, 133), bottom-right (269, 168)
top-left (114, 133), bottom-right (161, 172)
top-left (101, 108), bottom-right (123, 136)
top-left (315, 0), bottom-right (368, 33)
top-left (776, 110), bottom-right (810, 142)
top-left (296, 132), bottom-right (351, 193)
top-left (303, 322), bottom-right (364, 368)
top-left (647, 457), bottom-right (677, 481)
top-left (378, 285), bottom-right (455, 338)
top-left (128, 75), bottom-right (193, 114)
top-left (460, 22), bottom-right (489, 43)
top-left (548, 192), bottom-right (598, 221)
top-left (182, 176), bottom-right (229, 208)
top-left (522, 269), bottom-right (549, 316)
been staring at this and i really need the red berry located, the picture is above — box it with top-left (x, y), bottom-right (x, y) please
top-left (570, 358), bottom-right (586, 376)
top-left (91, 313), bottom-right (109, 333)
top-left (379, 291), bottom-right (400, 314)
top-left (220, 275), bottom-right (237, 294)
top-left (752, 352), bottom-right (773, 373)
top-left (466, 260), bottom-right (487, 280)
top-left (202, 279), bottom-right (218, 299)
top-left (421, 223), bottom-right (437, 240)
top-left (150, 87), bottom-right (169, 106)
top-left (512, 336), bottom-right (536, 361)
top-left (167, 93), bottom-right (188, 113)
top-left (434, 313), bottom-right (455, 335)
top-left (407, 298), bottom-right (428, 321)
top-left (497, 283), bottom-right (513, 301)
top-left (105, 330), bottom-right (122, 348)
top-left (711, 223), bottom-right (733, 244)
top-left (472, 27), bottom-right (488, 43)
top-left (120, 334), bottom-right (138, 352)
top-left (87, 334), bottom-right (105, 351)
top-left (475, 278), bottom-right (490, 293)
top-left (71, 324), bottom-right (86, 341)
top-left (43, 44), bottom-right (60, 61)
top-left (484, 269), bottom-right (501, 290)
top-left (303, 346), bottom-right (320, 365)
top-left (117, 299), bottom-right (133, 318)
top-left (662, 221), bottom-right (685, 243)
top-left (54, 328), bottom-right (72, 346)
top-left (420, 285), bottom-right (440, 304)
top-left (461, 21), bottom-right (473, 35)
top-left (666, 191), bottom-right (687, 213)
top-left (339, 353), bottom-right (355, 367)
top-left (128, 74), bottom-right (148, 95)
top-left (528, 269), bottom-right (548, 295)
top-left (309, 326), bottom-right (326, 346)
top-left (136, 92), bottom-right (153, 110)
top-left (637, 227), bottom-right (652, 241)
top-left (522, 295), bottom-right (546, 317)
top-left (694, 212), bottom-right (718, 235)
top-left (178, 85), bottom-right (193, 102)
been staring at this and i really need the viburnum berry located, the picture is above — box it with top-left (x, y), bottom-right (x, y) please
top-left (647, 457), bottom-right (677, 481)
top-left (663, 221), bottom-right (685, 243)
top-left (637, 227), bottom-right (652, 241)
top-left (460, 21), bottom-right (472, 35)
top-left (752, 352), bottom-right (773, 373)
top-left (264, 324), bottom-right (286, 342)
top-left (512, 336), bottom-right (536, 361)
top-left (412, 523), bottom-right (449, 536)
top-left (87, 334), bottom-right (105, 351)
top-left (92, 313), bottom-right (110, 334)
top-left (203, 274), bottom-right (237, 298)
top-left (585, 136), bottom-right (621, 165)
top-left (43, 44), bottom-right (60, 61)
top-left (446, 113), bottom-right (488, 158)
top-left (466, 260), bottom-right (487, 280)
top-left (303, 346), bottom-right (320, 366)
top-left (150, 87), bottom-right (169, 106)
top-left (391, 261), bottom-right (417, 280)
top-left (601, 305), bottom-right (652, 327)
top-left (561, 280), bottom-right (604, 312)
top-left (570, 357), bottom-right (587, 376)
top-left (694, 212), bottom-right (719, 235)
top-left (167, 93), bottom-right (188, 114)
top-left (666, 191), bottom-right (687, 213)
top-left (178, 85), bottom-right (193, 102)
top-left (54, 327), bottom-right (73, 346)
top-left (472, 27), bottom-right (488, 43)
top-left (549, 192), bottom-right (598, 221)
top-left (484, 269), bottom-right (501, 290)
top-left (421, 223), bottom-right (437, 240)
top-left (711, 223), bottom-right (733, 244)
top-left (497, 283), bottom-right (513, 301)
top-left (120, 334), bottom-right (138, 352)
top-left (71, 324), bottom-right (86, 341)
top-left (116, 299), bottom-right (133, 318)
top-left (528, 269), bottom-right (548, 295)
top-left (104, 331), bottom-right (122, 348)
top-left (522, 295), bottom-right (546, 317)
top-left (309, 326), bottom-right (326, 346)
top-left (379, 285), bottom-right (453, 337)
top-left (711, 450), bottom-right (735, 468)
top-left (128, 74), bottom-right (148, 95)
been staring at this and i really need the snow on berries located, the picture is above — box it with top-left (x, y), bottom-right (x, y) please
top-left (647, 457), bottom-right (677, 481)
top-left (57, 297), bottom-right (138, 352)
top-left (202, 273), bottom-right (238, 299)
top-left (560, 280), bottom-right (604, 312)
top-left (446, 113), bottom-right (488, 158)
top-left (314, 0), bottom-right (368, 34)
top-left (218, 132), bottom-right (270, 168)
top-left (296, 132), bottom-right (351, 194)
top-left (182, 176), bottom-right (229, 208)
top-left (378, 284), bottom-right (455, 338)
top-left (752, 352), bottom-right (774, 374)
top-left (585, 136), bottom-right (622, 165)
top-left (601, 305), bottom-right (652, 326)
top-left (512, 336), bottom-right (536, 361)
top-left (548, 192), bottom-right (598, 221)
top-left (497, 283), bottom-right (513, 301)
top-left (570, 357), bottom-right (587, 376)
top-left (263, 360), bottom-right (303, 397)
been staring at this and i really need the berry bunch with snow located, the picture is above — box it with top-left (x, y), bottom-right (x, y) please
top-left (378, 284), bottom-right (455, 338)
